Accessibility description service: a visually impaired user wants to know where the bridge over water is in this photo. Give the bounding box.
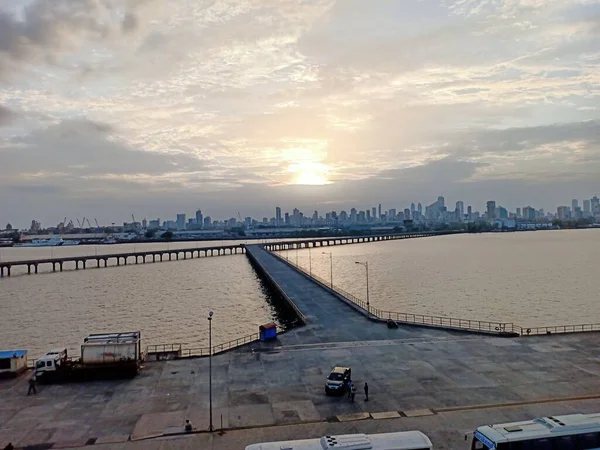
[0,231,459,277]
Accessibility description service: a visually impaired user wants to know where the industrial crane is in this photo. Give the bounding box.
[95,218,100,233]
[86,218,92,228]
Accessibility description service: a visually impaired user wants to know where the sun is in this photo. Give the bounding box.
[289,161,331,185]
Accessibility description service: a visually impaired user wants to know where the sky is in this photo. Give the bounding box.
[0,0,599,227]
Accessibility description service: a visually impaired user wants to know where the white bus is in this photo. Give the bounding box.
[470,413,600,450]
[245,431,432,450]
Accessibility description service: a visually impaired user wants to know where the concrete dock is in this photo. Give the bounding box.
[3,244,600,449]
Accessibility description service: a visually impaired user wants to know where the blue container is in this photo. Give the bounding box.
[259,323,277,341]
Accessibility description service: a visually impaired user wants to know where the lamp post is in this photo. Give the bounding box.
[355,261,370,313]
[208,311,214,432]
[322,252,333,289]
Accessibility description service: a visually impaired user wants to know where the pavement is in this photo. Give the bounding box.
[2,247,600,449]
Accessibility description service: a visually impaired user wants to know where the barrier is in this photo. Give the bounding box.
[269,251,600,338]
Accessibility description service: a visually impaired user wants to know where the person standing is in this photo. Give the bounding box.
[364,382,369,401]
[347,380,353,399]
[27,374,37,396]
[350,383,356,402]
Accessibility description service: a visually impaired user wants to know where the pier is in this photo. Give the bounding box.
[0,244,246,277]
[261,230,459,251]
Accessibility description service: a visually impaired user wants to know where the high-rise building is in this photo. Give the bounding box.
[358,211,366,222]
[516,207,521,218]
[403,208,410,220]
[372,207,377,219]
[366,210,371,222]
[486,201,497,219]
[467,205,472,218]
[522,206,536,220]
[583,200,591,213]
[411,203,416,214]
[455,201,464,219]
[557,206,570,220]
[572,199,579,212]
[498,206,508,219]
[437,196,445,210]
[350,208,358,222]
[203,216,212,227]
[417,203,423,215]
[388,209,397,220]
[142,218,147,229]
[340,210,348,222]
[591,196,599,214]
[176,214,186,231]
[312,211,318,222]
[195,209,203,227]
[378,204,382,219]
[275,207,282,226]
[284,212,290,225]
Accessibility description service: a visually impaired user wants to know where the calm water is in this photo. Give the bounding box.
[0,253,294,358]
[284,229,600,328]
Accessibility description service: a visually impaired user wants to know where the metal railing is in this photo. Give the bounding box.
[273,252,517,335]
[515,323,600,336]
[272,251,600,337]
[146,326,286,359]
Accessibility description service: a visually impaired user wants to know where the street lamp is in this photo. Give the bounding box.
[355,261,370,313]
[208,311,214,432]
[322,252,333,289]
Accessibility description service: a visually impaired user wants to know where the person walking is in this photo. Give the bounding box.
[364,382,369,401]
[347,380,353,399]
[27,374,37,396]
[350,383,356,402]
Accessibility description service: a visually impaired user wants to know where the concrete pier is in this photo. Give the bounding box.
[0,244,246,277]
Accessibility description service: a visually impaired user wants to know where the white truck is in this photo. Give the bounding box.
[35,331,142,383]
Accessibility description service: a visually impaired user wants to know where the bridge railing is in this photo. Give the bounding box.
[271,251,600,337]
[271,251,516,335]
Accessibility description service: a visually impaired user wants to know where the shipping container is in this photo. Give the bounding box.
[0,350,28,378]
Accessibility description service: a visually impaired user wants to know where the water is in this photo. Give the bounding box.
[284,229,600,328]
[0,253,295,358]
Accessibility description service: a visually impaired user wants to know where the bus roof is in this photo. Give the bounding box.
[477,413,600,444]
[245,431,432,450]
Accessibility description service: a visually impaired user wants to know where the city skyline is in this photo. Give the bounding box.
[9,193,600,231]
[1,1,599,226]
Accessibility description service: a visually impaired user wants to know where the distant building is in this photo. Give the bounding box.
[417,203,423,215]
[340,210,348,222]
[516,207,521,218]
[522,206,536,220]
[486,201,496,219]
[378,204,382,219]
[284,213,290,225]
[389,209,397,220]
[195,210,203,228]
[203,216,212,227]
[557,206,570,220]
[372,207,377,219]
[176,214,186,231]
[403,208,410,220]
[411,203,416,214]
[437,196,445,210]
[592,196,600,214]
[498,206,508,219]
[358,211,366,223]
[467,205,472,218]
[350,208,357,222]
[275,207,282,226]
[455,201,464,220]
[583,200,591,214]
[366,210,371,222]
[572,199,579,212]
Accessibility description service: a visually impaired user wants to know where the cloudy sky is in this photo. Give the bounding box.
[1,0,599,227]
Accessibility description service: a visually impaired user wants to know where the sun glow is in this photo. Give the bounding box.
[288,161,331,185]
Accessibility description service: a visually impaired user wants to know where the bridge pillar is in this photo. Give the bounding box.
[52,262,56,272]
[59,262,63,272]
[117,257,120,266]
[82,260,86,269]
[5,266,10,276]
[27,264,31,274]
[103,258,108,267]
[184,252,187,260]
[176,253,179,260]
[153,254,156,263]
[96,258,100,267]
[75,261,79,270]
[34,264,38,274]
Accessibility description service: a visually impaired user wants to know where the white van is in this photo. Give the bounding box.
[245,431,433,450]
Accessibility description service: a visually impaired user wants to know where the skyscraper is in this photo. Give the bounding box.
[486,201,497,219]
[350,208,358,222]
[437,196,445,210]
[366,210,371,222]
[411,203,416,214]
[176,214,186,231]
[378,204,382,219]
[372,207,377,219]
[417,203,422,215]
[467,205,472,218]
[572,199,579,212]
[195,209,203,228]
[516,207,521,218]
[275,207,282,226]
[592,196,600,214]
[455,201,464,219]
[583,200,591,214]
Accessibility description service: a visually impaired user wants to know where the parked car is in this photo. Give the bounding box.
[325,366,351,395]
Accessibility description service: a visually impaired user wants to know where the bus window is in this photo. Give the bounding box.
[530,439,551,450]
[509,441,531,450]
[579,433,600,449]
[555,436,575,450]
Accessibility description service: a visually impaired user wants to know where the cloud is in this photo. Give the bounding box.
[0,0,154,78]
[0,105,16,125]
